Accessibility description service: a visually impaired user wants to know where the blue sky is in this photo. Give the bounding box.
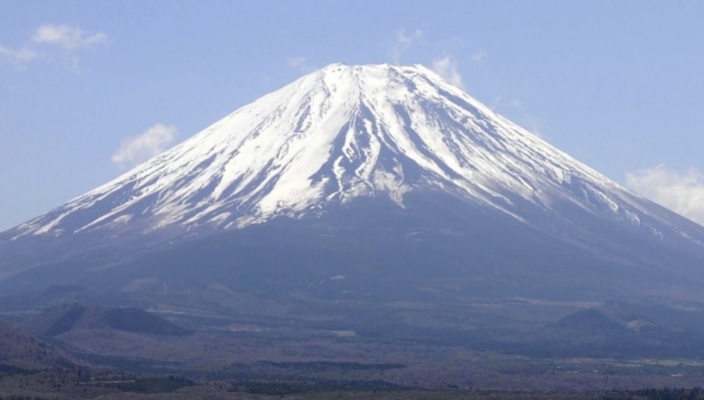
[2,0,704,230]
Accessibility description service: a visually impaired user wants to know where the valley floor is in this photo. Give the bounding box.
[4,333,704,399]
[54,330,704,391]
[1,371,704,400]
[5,290,704,398]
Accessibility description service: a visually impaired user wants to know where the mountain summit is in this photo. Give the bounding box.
[2,63,704,301]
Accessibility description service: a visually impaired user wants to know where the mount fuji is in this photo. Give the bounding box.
[2,63,704,305]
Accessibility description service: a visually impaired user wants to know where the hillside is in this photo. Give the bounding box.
[0,319,73,370]
[22,303,191,338]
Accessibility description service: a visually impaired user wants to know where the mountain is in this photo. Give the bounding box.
[8,64,704,239]
[2,63,704,306]
[501,300,704,359]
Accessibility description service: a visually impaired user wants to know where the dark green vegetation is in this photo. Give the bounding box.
[0,367,197,399]
[0,366,704,400]
[228,385,704,399]
[104,375,195,393]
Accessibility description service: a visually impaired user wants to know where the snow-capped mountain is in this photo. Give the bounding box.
[2,63,704,300]
[8,64,704,244]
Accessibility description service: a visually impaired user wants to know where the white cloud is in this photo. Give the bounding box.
[287,56,307,68]
[396,28,421,47]
[505,98,543,137]
[112,124,177,168]
[286,56,313,73]
[487,96,545,137]
[32,24,107,50]
[431,56,464,89]
[0,45,38,67]
[471,51,488,63]
[389,28,423,64]
[0,24,106,71]
[626,165,704,225]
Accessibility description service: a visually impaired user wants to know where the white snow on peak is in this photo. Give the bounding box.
[9,63,690,238]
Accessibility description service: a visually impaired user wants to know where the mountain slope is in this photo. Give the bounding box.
[0,319,73,370]
[1,63,704,302]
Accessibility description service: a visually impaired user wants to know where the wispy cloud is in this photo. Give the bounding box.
[0,45,39,67]
[431,56,464,89]
[626,165,704,225]
[112,124,177,168]
[0,24,107,71]
[489,97,544,137]
[389,28,423,64]
[286,56,313,73]
[32,24,107,50]
[508,98,544,137]
[471,51,488,63]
